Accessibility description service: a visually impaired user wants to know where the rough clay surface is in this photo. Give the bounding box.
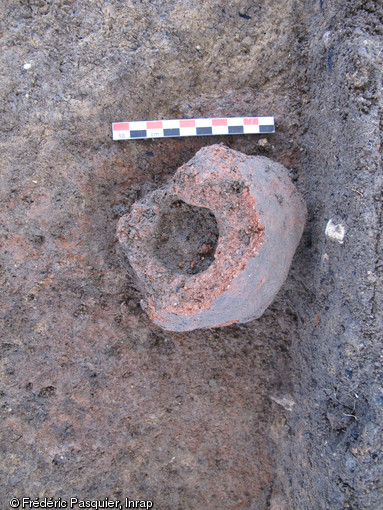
[0,1,382,509]
[117,145,306,331]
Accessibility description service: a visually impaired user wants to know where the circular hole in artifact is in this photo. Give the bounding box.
[154,200,219,275]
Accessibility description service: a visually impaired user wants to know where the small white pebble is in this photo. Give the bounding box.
[325,219,346,244]
[23,63,32,70]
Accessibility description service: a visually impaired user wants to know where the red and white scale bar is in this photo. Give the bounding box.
[112,116,274,140]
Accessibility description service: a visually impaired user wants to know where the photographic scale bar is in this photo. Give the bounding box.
[112,117,275,140]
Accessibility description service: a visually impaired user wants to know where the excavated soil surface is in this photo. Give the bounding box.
[1,1,382,509]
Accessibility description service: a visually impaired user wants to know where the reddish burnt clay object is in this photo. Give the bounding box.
[117,144,306,331]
